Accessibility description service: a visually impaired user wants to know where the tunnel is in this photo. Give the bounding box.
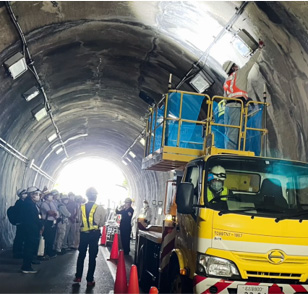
[1,2,308,290]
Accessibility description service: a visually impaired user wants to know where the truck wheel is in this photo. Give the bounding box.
[169,263,192,293]
[137,245,145,283]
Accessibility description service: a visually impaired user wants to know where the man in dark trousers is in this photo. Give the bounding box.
[74,187,106,287]
[21,187,43,274]
[116,197,134,255]
[13,188,27,258]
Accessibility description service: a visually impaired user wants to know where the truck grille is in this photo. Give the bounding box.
[247,271,301,279]
[233,252,308,282]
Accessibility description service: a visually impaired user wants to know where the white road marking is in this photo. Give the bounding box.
[100,245,117,281]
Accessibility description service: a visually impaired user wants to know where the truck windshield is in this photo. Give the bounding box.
[205,156,308,219]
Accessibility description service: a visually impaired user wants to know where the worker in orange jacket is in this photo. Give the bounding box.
[222,40,264,149]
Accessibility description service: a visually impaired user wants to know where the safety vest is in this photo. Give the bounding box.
[207,187,229,202]
[80,204,98,232]
[223,72,248,100]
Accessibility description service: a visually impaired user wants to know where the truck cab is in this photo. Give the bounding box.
[175,154,308,293]
[137,90,308,293]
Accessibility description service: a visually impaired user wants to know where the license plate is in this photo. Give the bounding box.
[237,285,269,294]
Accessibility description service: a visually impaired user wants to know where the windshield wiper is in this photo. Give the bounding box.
[218,208,257,216]
[219,207,285,216]
[275,210,308,222]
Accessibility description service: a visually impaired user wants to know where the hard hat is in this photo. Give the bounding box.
[61,194,69,200]
[17,188,27,197]
[124,197,132,203]
[68,192,75,197]
[86,187,98,196]
[43,191,53,198]
[51,189,59,196]
[208,165,226,181]
[27,186,40,193]
[222,60,234,74]
[75,195,83,201]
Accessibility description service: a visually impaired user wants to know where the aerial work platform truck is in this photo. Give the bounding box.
[135,90,308,294]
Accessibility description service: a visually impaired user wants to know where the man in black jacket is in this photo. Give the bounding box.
[12,188,27,258]
[116,198,134,255]
[21,187,43,274]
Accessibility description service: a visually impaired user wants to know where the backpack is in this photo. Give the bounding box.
[7,206,19,225]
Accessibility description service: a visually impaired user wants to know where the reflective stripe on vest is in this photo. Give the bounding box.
[207,187,229,202]
[217,100,226,117]
[223,72,248,100]
[81,204,98,232]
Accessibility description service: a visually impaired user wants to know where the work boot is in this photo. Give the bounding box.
[73,277,81,283]
[21,267,37,274]
[87,281,95,287]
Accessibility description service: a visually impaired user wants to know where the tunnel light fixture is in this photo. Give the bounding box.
[232,29,259,57]
[48,133,57,142]
[55,147,63,155]
[126,157,132,163]
[128,151,136,158]
[122,160,128,166]
[23,86,40,102]
[32,105,47,121]
[4,52,28,79]
[189,71,213,93]
[61,157,67,163]
[139,138,146,146]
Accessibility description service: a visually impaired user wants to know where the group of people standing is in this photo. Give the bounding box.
[12,185,108,287]
[12,185,151,286]
[12,187,83,273]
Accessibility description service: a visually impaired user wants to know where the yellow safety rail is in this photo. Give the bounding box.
[142,91,269,171]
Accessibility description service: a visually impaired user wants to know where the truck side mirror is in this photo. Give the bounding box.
[176,182,194,214]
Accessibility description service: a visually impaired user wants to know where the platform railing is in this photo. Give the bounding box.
[144,91,269,159]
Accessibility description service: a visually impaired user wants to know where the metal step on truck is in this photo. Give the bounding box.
[135,90,308,294]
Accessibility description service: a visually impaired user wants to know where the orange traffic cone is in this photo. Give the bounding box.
[100,226,107,246]
[109,233,119,260]
[127,264,139,294]
[149,287,158,294]
[114,250,128,293]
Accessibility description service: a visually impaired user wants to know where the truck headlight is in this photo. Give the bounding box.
[197,254,239,278]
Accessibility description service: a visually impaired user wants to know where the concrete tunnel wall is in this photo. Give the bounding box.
[1,1,308,250]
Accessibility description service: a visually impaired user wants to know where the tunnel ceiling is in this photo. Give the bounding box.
[0,1,308,181]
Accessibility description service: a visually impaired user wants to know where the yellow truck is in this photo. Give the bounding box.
[136,90,308,294]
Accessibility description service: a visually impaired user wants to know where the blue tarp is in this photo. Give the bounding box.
[212,101,263,155]
[245,105,263,156]
[148,94,263,155]
[164,92,205,149]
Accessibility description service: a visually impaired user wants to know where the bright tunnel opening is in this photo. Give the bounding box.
[54,157,129,209]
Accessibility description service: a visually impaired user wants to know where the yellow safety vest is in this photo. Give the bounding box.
[207,187,229,202]
[81,204,98,232]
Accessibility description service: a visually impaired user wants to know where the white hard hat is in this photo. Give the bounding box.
[27,186,40,193]
[17,188,26,197]
[222,60,234,74]
[51,189,59,196]
[208,165,226,181]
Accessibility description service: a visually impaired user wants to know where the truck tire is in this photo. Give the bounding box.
[169,259,192,293]
[137,245,145,283]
